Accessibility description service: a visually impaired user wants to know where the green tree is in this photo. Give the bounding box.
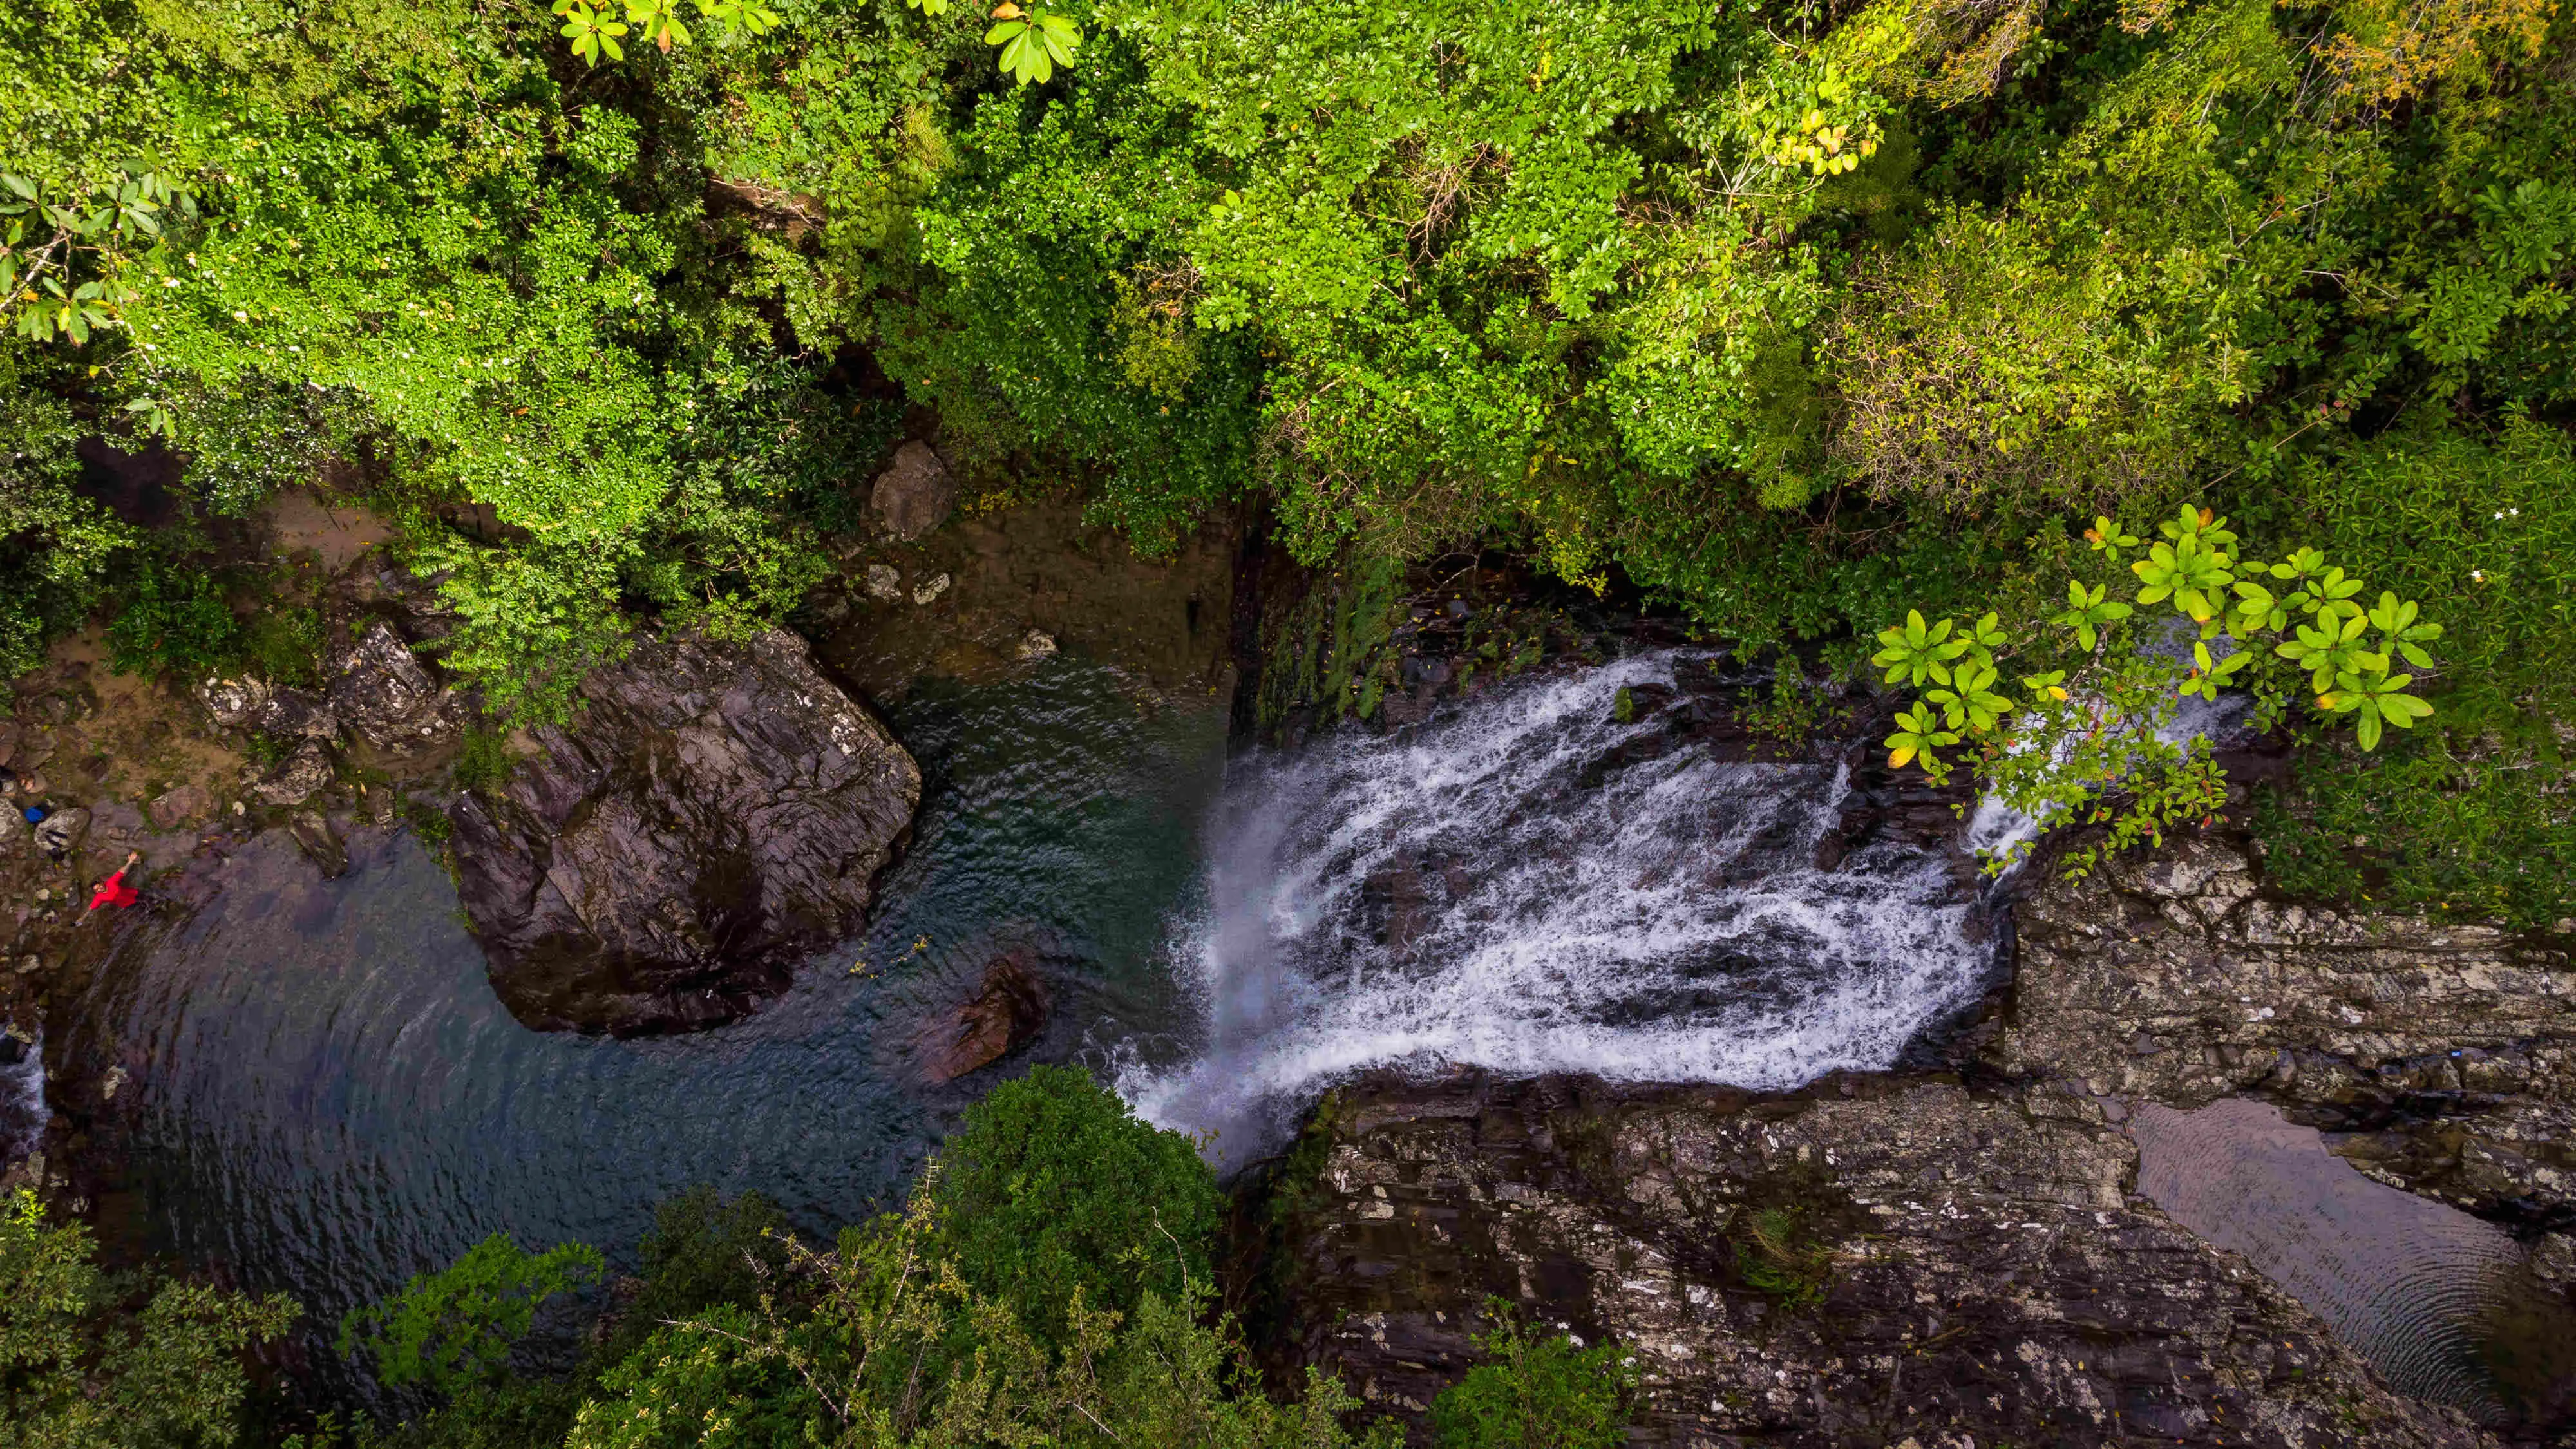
[0,1189,297,1449]
[927,1063,1218,1349]
[1427,1300,1634,1449]
[337,1234,605,1396]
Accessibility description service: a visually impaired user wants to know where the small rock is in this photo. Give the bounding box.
[1016,630,1057,662]
[870,440,957,542]
[918,951,1051,1083]
[14,956,37,975]
[1443,599,1472,619]
[149,783,216,829]
[198,676,274,730]
[32,808,86,858]
[254,739,336,808]
[911,572,951,607]
[865,564,903,601]
[287,811,348,879]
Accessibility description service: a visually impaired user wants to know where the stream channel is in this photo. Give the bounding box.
[47,646,2560,1420]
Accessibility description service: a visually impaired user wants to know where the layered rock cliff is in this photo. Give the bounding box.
[1254,1072,2498,1448]
[1997,832,2575,1229]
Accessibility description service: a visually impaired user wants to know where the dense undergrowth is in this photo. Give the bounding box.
[2,1066,1622,1448]
[2,0,2570,896]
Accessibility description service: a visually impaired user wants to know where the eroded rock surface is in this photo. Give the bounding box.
[252,739,334,808]
[1256,1072,2494,1448]
[450,629,918,1036]
[1998,833,2576,1223]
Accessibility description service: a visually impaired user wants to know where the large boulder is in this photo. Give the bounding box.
[198,676,339,741]
[450,629,920,1036]
[869,440,956,542]
[326,620,455,752]
[251,739,334,808]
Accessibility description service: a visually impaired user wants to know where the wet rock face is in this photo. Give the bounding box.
[1256,1073,2494,1448]
[1998,832,2576,1224]
[449,629,920,1036]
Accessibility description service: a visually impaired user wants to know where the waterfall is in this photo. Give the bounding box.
[0,1028,41,1166]
[1121,651,1998,1162]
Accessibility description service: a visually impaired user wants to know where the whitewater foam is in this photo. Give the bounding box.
[1121,652,1999,1162]
[0,1028,42,1166]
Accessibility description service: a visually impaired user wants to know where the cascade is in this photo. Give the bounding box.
[1124,652,2000,1160]
[0,1028,40,1165]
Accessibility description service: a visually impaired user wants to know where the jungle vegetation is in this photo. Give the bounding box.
[0,0,2569,909]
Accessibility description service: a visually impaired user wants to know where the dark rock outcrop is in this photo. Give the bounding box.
[1255,1072,2495,1448]
[915,950,1052,1083]
[1998,832,2576,1226]
[450,629,919,1036]
[198,676,338,741]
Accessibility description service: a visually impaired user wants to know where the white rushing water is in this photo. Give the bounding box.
[0,1028,43,1166]
[1122,652,1999,1162]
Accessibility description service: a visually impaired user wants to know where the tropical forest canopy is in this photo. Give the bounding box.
[1,0,2570,920]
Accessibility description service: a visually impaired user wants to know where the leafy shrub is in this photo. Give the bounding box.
[106,554,243,681]
[451,728,514,796]
[565,1199,1391,1449]
[337,1234,605,1395]
[2233,413,2576,925]
[1428,1299,1635,1449]
[927,1063,1218,1349]
[0,359,126,679]
[614,1187,790,1352]
[1870,505,2444,876]
[0,1188,297,1449]
[1828,210,2227,511]
[240,600,325,687]
[163,376,353,519]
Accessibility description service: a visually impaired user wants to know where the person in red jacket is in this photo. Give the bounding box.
[87,851,142,911]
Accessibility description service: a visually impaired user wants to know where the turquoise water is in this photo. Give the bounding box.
[70,656,1226,1397]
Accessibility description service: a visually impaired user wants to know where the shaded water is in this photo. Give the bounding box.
[2131,1097,2576,1426]
[67,658,1227,1397]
